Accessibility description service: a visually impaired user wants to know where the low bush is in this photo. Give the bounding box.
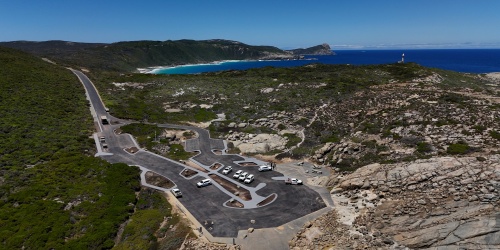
[490,130,500,140]
[447,141,470,155]
[416,142,433,153]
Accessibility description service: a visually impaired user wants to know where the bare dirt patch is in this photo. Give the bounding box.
[213,150,223,155]
[184,160,208,173]
[125,147,139,154]
[257,193,277,207]
[238,162,259,167]
[209,163,222,170]
[225,199,244,208]
[208,174,252,201]
[145,171,175,189]
[180,168,198,178]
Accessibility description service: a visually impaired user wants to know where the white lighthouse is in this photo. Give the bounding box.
[398,53,405,63]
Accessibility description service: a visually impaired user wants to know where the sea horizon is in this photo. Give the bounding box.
[147,48,500,75]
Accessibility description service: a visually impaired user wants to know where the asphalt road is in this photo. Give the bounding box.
[72,70,327,237]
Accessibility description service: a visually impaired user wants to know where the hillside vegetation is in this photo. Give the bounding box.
[0,47,141,249]
[0,39,296,72]
[87,62,499,170]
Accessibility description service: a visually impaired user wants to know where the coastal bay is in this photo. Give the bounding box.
[149,49,500,74]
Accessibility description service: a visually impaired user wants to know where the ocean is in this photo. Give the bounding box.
[152,49,500,75]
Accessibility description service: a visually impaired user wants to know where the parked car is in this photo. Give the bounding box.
[244,174,254,184]
[102,143,108,149]
[233,170,243,179]
[238,172,248,181]
[285,178,303,185]
[258,165,272,172]
[222,166,233,175]
[196,179,212,187]
[171,188,182,197]
[99,136,105,143]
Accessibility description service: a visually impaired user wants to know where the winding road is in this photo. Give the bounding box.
[71,69,328,238]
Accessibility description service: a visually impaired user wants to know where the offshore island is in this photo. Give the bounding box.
[0,39,499,249]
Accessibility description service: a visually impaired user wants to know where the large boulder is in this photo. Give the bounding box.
[232,133,287,154]
[332,155,500,249]
[237,143,270,154]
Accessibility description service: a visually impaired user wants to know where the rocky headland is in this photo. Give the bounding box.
[287,43,335,56]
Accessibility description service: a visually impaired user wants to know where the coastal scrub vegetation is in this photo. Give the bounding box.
[89,63,433,125]
[120,123,196,161]
[114,188,195,250]
[0,47,151,249]
[85,61,498,171]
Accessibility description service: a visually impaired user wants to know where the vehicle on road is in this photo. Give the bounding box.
[285,178,303,185]
[196,179,212,187]
[238,172,248,181]
[244,174,254,184]
[233,170,243,179]
[171,188,182,198]
[258,165,272,172]
[222,166,232,175]
[100,115,108,125]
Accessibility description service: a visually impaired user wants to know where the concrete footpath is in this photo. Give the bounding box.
[237,206,333,250]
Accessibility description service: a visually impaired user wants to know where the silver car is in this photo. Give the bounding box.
[196,179,212,187]
[171,188,182,197]
[233,170,243,179]
[238,172,248,181]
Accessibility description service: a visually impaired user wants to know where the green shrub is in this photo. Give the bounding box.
[320,134,340,143]
[447,142,470,155]
[166,144,195,161]
[284,133,302,148]
[416,142,433,153]
[490,130,500,140]
[472,125,486,133]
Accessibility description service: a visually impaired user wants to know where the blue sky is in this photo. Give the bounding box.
[1,0,500,49]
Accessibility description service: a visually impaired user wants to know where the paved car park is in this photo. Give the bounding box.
[101,125,327,237]
[74,69,329,238]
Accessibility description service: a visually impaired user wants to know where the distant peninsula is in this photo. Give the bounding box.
[0,39,334,72]
[287,43,335,56]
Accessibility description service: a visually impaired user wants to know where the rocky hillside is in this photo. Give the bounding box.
[0,39,301,72]
[291,155,499,249]
[288,73,500,249]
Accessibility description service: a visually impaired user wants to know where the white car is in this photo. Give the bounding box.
[171,188,182,197]
[258,165,272,172]
[238,172,248,181]
[196,179,211,187]
[285,178,303,185]
[222,166,232,175]
[99,136,105,143]
[244,174,254,184]
[233,170,243,179]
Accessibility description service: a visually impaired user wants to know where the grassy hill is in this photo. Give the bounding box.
[0,46,141,249]
[0,39,295,72]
